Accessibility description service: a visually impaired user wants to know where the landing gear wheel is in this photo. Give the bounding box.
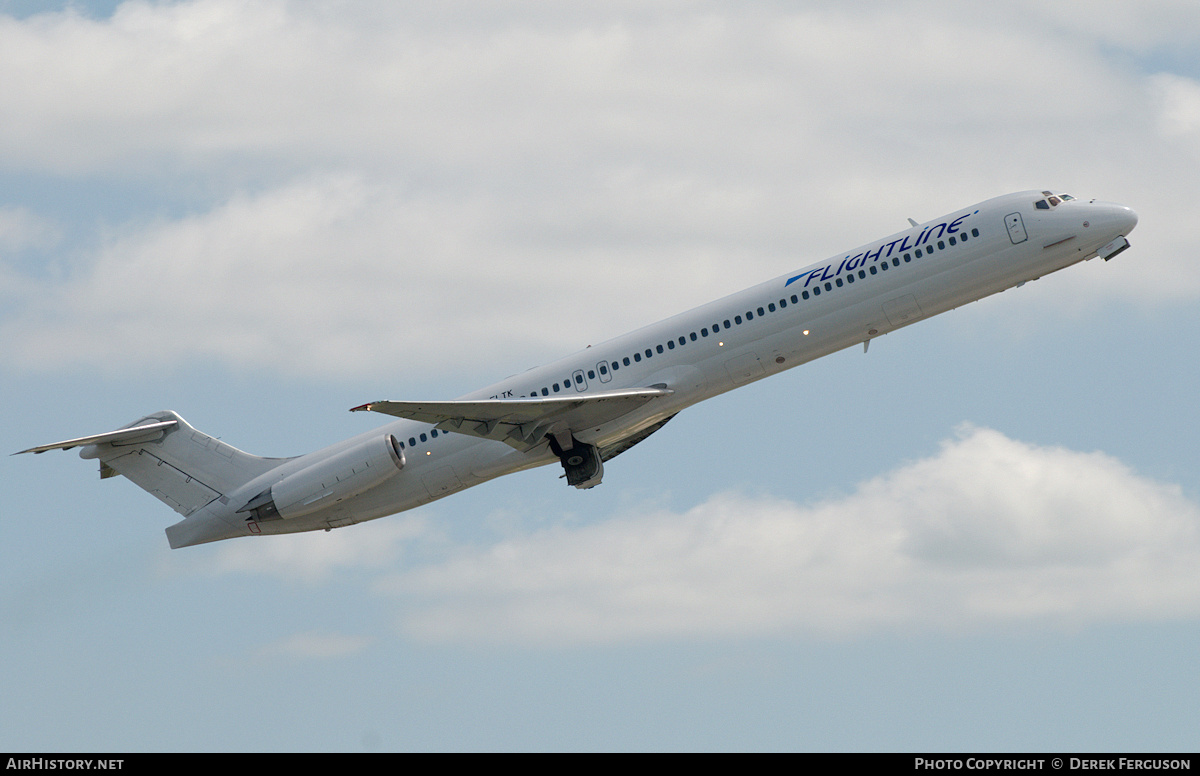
[548,435,605,489]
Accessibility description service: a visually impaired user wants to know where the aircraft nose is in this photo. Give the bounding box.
[1095,201,1138,235]
[1115,204,1138,235]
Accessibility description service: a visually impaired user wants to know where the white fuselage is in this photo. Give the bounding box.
[174,190,1138,545]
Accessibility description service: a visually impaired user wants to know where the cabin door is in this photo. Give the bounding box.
[1005,212,1028,244]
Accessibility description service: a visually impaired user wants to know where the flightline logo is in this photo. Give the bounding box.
[785,211,978,289]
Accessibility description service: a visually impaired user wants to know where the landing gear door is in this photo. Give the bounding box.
[1005,212,1028,244]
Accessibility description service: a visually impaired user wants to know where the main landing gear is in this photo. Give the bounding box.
[548,434,604,489]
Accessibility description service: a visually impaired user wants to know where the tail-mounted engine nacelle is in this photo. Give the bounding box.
[239,434,405,522]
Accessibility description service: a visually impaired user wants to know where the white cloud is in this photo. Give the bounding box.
[0,1,1170,187]
[0,172,748,377]
[376,426,1200,645]
[202,514,429,585]
[1,0,1197,380]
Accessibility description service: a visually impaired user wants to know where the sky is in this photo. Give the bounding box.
[2,0,1199,752]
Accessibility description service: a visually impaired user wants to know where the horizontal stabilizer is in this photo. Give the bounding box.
[16,411,291,522]
[351,387,673,450]
[14,420,178,455]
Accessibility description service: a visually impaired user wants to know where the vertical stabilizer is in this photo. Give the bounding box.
[77,411,291,517]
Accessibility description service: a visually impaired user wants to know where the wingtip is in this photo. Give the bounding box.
[349,403,373,413]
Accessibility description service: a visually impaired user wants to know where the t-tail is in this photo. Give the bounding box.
[15,411,292,548]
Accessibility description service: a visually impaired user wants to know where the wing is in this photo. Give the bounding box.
[350,387,673,451]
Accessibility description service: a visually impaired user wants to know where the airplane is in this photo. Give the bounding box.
[16,190,1138,549]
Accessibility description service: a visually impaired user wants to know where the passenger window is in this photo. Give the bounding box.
[790,295,799,304]
[768,302,776,312]
[678,336,686,346]
[835,278,843,287]
[690,332,697,341]
[802,290,810,299]
[623,357,630,366]
[846,274,855,283]
[409,437,417,447]
[634,353,641,362]
[824,282,832,291]
[588,369,595,379]
[971,228,980,237]
[813,287,821,295]
[948,236,956,246]
[553,383,560,392]
[723,320,731,329]
[936,241,944,250]
[870,265,878,274]
[746,311,754,321]
[734,315,742,324]
[420,433,427,443]
[757,307,765,316]
[701,327,709,337]
[656,345,663,354]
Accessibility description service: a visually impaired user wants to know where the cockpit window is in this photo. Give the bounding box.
[1034,192,1075,210]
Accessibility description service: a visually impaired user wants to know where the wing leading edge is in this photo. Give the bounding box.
[350,387,673,451]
